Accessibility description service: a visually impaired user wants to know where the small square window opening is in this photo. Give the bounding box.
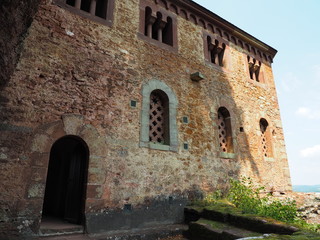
[130,100,137,108]
[182,116,189,124]
[183,143,189,150]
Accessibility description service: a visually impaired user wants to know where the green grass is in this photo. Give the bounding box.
[191,177,320,233]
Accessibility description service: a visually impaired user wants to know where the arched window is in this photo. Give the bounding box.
[247,56,261,82]
[207,36,226,67]
[149,90,169,145]
[55,0,114,25]
[140,80,178,151]
[163,17,173,45]
[260,118,272,157]
[144,7,173,46]
[217,107,233,153]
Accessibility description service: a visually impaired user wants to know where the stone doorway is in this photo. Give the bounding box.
[41,136,89,226]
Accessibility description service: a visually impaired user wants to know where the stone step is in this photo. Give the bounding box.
[188,218,264,240]
[185,206,299,235]
[201,208,298,235]
[39,224,84,237]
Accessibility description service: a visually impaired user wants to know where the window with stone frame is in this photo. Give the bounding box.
[144,8,173,46]
[247,56,261,82]
[149,90,169,145]
[140,80,178,151]
[260,118,272,157]
[139,0,177,50]
[54,0,114,25]
[217,107,234,153]
[207,36,226,67]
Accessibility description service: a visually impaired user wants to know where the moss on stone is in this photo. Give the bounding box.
[187,201,320,239]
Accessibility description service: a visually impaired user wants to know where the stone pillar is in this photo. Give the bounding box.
[248,57,254,79]
[146,16,156,38]
[157,21,166,42]
[253,62,260,81]
[75,0,81,9]
[90,0,97,15]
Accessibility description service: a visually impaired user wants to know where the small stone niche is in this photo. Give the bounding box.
[130,100,137,108]
[183,143,189,150]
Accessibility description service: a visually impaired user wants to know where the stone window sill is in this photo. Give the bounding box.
[264,157,275,162]
[220,152,236,159]
[140,141,178,152]
[247,78,268,89]
[137,33,178,54]
[205,60,230,74]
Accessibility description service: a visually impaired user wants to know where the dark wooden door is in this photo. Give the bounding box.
[42,137,88,224]
[64,143,87,223]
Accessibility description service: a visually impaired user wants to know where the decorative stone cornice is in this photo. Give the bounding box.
[150,0,277,63]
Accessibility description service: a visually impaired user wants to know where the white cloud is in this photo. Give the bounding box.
[296,107,310,116]
[300,145,320,158]
[295,107,320,119]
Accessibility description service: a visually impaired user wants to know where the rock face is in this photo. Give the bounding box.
[0,0,292,238]
[281,192,320,224]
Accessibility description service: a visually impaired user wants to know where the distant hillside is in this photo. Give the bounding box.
[293,185,320,192]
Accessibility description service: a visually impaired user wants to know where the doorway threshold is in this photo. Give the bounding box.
[40,216,84,236]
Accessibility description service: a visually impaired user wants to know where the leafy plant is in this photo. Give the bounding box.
[227,177,298,222]
[191,177,320,232]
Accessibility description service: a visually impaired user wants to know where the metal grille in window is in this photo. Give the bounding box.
[149,93,164,143]
[218,112,228,152]
[260,122,268,157]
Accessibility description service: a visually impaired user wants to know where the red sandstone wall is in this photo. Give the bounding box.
[0,0,291,236]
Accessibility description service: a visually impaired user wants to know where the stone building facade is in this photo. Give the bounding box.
[0,0,292,238]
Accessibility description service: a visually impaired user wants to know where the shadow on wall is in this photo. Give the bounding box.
[191,61,262,192]
[215,69,261,181]
[0,0,40,89]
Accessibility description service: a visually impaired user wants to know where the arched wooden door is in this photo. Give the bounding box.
[42,136,88,224]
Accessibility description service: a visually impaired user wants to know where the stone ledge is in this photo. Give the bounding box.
[189,219,262,240]
[185,205,299,237]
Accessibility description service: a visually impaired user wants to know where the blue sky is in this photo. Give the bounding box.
[193,0,320,185]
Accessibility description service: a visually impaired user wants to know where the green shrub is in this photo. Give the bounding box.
[192,177,320,232]
[227,177,298,222]
[227,177,264,214]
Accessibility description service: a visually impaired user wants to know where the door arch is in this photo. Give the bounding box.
[42,135,89,224]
